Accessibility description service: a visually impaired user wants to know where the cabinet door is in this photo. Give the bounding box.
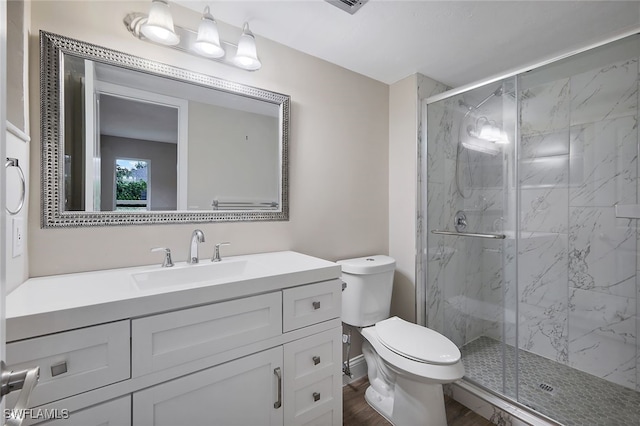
[133,347,283,426]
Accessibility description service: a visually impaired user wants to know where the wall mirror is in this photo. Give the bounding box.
[41,31,289,227]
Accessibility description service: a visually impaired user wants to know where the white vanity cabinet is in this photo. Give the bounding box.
[131,282,342,426]
[6,252,343,426]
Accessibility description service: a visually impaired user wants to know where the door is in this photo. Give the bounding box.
[133,347,284,426]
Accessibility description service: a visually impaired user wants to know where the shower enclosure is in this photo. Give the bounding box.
[419,33,640,425]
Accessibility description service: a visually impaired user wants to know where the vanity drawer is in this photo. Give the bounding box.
[287,374,341,426]
[132,291,282,376]
[29,395,131,426]
[284,328,341,384]
[283,280,341,332]
[6,321,130,408]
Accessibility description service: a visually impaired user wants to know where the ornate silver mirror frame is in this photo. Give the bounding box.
[40,31,289,227]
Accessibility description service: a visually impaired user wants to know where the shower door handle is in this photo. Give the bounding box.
[431,230,506,239]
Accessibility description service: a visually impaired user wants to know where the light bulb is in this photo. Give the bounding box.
[194,6,224,58]
[232,23,261,71]
[141,0,179,46]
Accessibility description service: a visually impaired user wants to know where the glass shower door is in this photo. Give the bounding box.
[424,77,518,400]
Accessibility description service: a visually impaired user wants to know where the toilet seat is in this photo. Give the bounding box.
[361,322,465,384]
[375,317,461,365]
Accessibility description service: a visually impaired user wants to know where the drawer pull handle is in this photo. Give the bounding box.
[313,392,321,402]
[50,361,68,377]
[273,367,282,409]
[312,301,321,310]
[312,356,321,365]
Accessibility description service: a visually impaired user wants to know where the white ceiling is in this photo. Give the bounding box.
[175,0,640,87]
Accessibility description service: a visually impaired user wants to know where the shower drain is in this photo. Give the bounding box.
[538,383,556,394]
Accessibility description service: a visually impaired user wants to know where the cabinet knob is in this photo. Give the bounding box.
[312,356,321,365]
[312,301,321,310]
[313,392,321,402]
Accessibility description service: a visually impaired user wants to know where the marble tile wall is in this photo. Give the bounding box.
[518,77,570,364]
[518,56,639,390]
[566,57,638,390]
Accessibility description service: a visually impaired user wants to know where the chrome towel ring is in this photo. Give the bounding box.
[5,158,25,215]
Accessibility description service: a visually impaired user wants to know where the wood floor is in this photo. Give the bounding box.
[343,377,493,426]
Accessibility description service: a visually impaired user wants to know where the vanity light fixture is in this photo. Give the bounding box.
[124,1,262,71]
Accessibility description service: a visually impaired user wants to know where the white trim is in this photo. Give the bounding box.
[95,81,189,210]
[85,60,97,211]
[6,121,29,143]
[342,354,368,386]
[426,25,640,105]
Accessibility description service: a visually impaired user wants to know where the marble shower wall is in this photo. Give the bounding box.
[519,55,639,390]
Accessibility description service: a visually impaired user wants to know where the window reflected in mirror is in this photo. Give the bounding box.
[115,159,150,212]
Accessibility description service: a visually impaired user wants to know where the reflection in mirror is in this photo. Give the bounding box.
[63,54,280,212]
[42,31,289,226]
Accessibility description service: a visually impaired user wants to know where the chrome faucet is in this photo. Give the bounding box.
[212,242,231,262]
[188,229,205,264]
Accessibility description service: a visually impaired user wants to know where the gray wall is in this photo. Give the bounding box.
[187,102,279,209]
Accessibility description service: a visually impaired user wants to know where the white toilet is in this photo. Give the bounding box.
[339,255,464,426]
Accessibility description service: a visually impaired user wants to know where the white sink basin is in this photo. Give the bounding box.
[133,260,258,290]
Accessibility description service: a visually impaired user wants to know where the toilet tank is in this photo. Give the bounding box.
[338,255,396,327]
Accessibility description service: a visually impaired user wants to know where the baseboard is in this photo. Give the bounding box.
[342,354,367,386]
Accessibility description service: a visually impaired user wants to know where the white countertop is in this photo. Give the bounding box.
[7,251,341,341]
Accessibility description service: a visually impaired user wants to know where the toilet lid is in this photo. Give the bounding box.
[375,317,461,365]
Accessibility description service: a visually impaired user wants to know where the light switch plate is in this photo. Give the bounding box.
[12,217,24,258]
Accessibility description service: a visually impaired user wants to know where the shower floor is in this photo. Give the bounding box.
[460,336,640,426]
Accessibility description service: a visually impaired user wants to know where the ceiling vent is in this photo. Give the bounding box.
[326,0,368,15]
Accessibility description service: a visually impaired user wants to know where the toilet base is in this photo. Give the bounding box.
[364,375,447,426]
[364,385,394,423]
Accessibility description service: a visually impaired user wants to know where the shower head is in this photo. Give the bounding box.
[473,85,503,110]
[459,85,504,112]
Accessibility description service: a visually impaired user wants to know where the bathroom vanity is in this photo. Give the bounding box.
[6,251,342,425]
